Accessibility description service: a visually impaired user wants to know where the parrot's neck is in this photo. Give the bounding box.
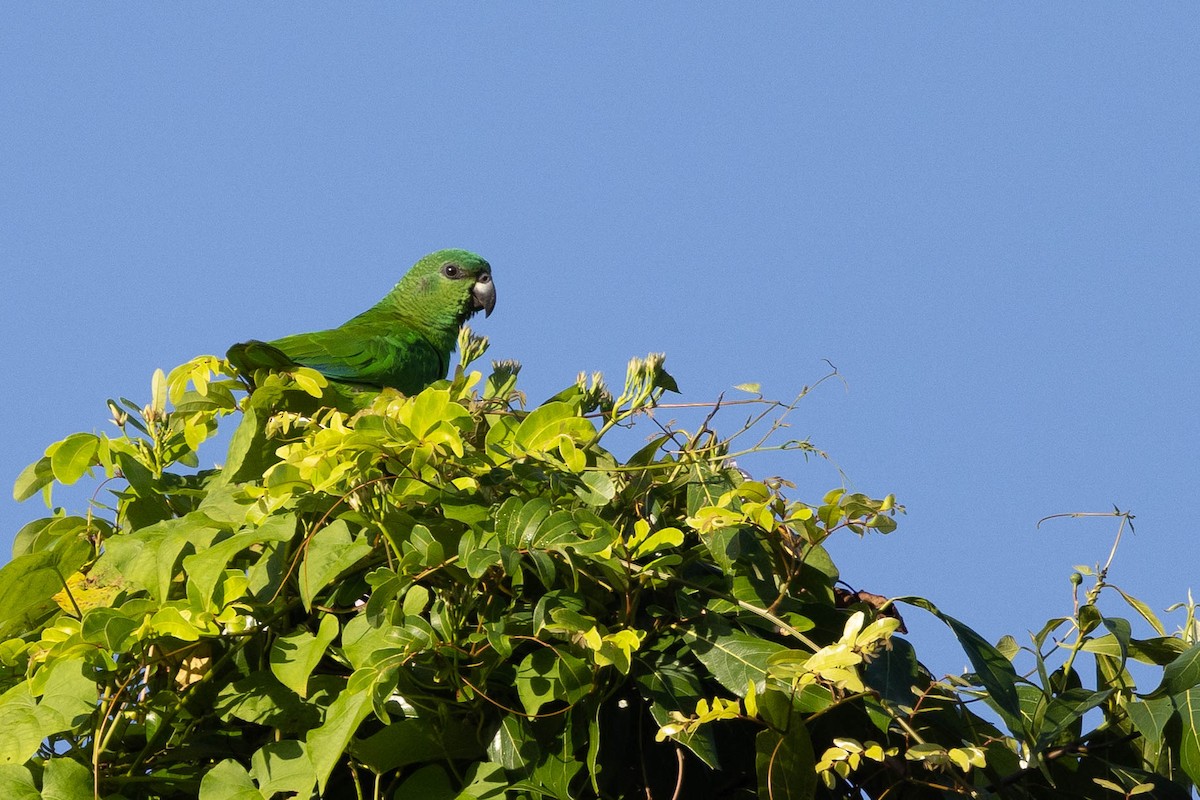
[359,290,463,353]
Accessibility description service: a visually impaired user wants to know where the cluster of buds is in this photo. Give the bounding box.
[574,370,612,414]
[611,353,678,421]
[485,359,523,401]
[457,326,490,370]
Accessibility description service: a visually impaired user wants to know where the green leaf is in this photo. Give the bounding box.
[514,402,596,452]
[351,718,483,773]
[639,665,722,768]
[463,546,501,579]
[684,624,788,695]
[456,762,509,800]
[40,757,93,800]
[1128,696,1175,762]
[198,759,266,800]
[1174,686,1200,786]
[35,658,96,731]
[0,543,92,633]
[514,648,592,716]
[80,607,139,652]
[99,514,219,601]
[754,694,816,800]
[1035,688,1113,749]
[1145,643,1200,699]
[574,471,616,506]
[271,613,339,698]
[1114,586,1166,636]
[249,740,316,800]
[306,680,373,795]
[183,514,297,606]
[500,497,552,549]
[12,457,54,504]
[393,765,455,800]
[213,671,321,732]
[0,686,48,766]
[298,520,373,611]
[487,714,537,771]
[0,766,38,800]
[896,596,1023,736]
[47,433,100,486]
[863,637,922,706]
[631,526,684,559]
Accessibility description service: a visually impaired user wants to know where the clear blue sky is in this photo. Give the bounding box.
[3,7,1198,678]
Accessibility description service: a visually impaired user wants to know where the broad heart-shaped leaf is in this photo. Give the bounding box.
[682,622,789,696]
[896,596,1023,737]
[184,513,297,606]
[249,740,316,800]
[1145,643,1200,699]
[515,648,591,715]
[350,717,484,773]
[0,660,94,768]
[0,765,38,800]
[298,520,373,611]
[33,658,96,732]
[271,613,339,698]
[306,679,373,795]
[213,671,324,733]
[40,757,92,800]
[99,514,222,601]
[0,686,49,766]
[198,759,266,800]
[1174,686,1200,786]
[0,538,92,634]
[392,765,455,799]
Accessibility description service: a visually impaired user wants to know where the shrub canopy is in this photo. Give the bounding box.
[4,331,1198,799]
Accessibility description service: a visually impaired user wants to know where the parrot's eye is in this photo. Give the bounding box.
[442,264,462,279]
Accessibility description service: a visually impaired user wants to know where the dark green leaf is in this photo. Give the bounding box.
[298,520,373,611]
[896,596,1024,736]
[198,759,265,800]
[1173,686,1200,786]
[351,718,483,773]
[271,613,339,698]
[249,740,315,800]
[1146,643,1200,699]
[684,624,788,695]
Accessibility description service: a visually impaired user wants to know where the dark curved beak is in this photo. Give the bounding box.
[472,274,496,317]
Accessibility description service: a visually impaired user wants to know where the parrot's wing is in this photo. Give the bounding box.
[262,325,445,392]
[226,339,298,374]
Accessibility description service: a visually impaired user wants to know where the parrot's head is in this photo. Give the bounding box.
[394,248,496,330]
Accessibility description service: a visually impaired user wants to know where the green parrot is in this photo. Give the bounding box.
[227,249,495,395]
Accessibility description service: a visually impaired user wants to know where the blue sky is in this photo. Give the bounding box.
[3,7,1198,678]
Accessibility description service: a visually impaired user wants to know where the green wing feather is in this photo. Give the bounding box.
[228,323,446,396]
[270,324,447,395]
[227,248,493,396]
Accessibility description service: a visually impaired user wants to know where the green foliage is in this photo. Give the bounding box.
[3,333,1197,798]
